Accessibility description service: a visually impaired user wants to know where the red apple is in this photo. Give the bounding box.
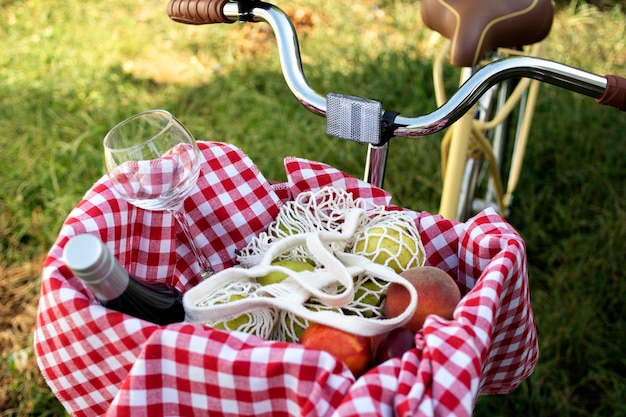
[298,322,374,377]
[384,266,461,332]
[374,327,416,364]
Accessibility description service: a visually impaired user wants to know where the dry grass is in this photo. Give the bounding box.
[0,256,56,416]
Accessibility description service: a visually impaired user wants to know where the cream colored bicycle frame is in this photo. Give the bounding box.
[435,39,546,220]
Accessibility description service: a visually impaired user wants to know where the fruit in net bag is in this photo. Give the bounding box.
[277,301,343,343]
[257,260,315,286]
[351,275,388,318]
[212,293,250,331]
[205,282,277,338]
[384,266,461,332]
[353,221,424,273]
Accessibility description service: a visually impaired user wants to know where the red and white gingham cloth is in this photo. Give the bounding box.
[34,141,537,416]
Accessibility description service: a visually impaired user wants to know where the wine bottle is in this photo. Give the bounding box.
[63,233,185,325]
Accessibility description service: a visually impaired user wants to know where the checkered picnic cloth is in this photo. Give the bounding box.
[34,141,537,417]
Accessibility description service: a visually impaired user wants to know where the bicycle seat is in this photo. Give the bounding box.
[421,0,554,67]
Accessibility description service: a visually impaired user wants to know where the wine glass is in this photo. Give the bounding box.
[103,109,213,279]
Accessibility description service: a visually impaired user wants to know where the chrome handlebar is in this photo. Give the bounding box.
[168,0,624,138]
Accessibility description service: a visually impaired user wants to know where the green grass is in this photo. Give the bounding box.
[1,0,625,415]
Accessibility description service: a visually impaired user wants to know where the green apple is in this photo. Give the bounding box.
[277,221,303,236]
[275,223,317,266]
[257,259,315,286]
[354,225,423,273]
[212,293,249,331]
[282,311,309,343]
[352,277,387,318]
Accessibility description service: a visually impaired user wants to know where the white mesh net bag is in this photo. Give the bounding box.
[183,187,426,342]
[192,280,278,339]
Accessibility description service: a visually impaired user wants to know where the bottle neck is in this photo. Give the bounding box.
[63,234,130,302]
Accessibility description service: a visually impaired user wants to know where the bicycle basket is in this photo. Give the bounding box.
[34,141,537,416]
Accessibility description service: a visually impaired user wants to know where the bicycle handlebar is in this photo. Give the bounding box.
[167,0,626,137]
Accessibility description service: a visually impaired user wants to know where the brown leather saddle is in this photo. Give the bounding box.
[421,0,554,67]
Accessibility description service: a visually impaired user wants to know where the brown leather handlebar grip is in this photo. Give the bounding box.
[167,0,233,24]
[596,75,626,111]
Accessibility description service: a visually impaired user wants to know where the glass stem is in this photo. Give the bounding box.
[170,209,213,279]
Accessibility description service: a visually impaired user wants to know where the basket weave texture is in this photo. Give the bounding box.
[34,141,537,417]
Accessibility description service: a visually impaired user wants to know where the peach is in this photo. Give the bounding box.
[384,266,461,332]
[298,322,374,377]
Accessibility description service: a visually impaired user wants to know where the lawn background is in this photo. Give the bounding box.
[1,0,625,415]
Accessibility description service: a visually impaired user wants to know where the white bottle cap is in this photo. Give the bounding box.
[63,234,129,301]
